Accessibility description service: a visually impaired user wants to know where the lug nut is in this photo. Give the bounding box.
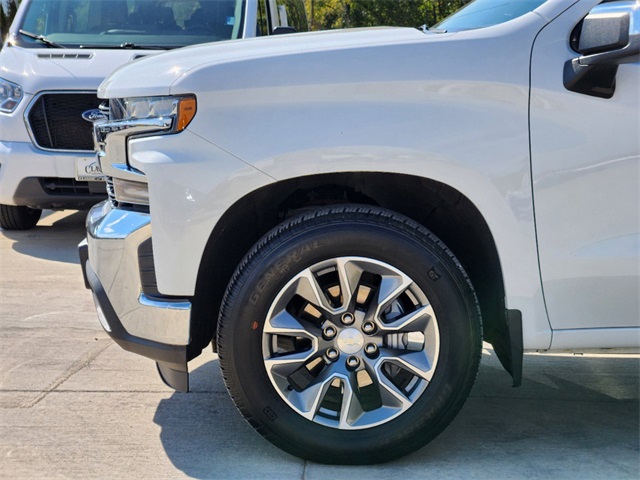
[323,325,337,340]
[362,321,376,334]
[326,347,339,361]
[341,312,355,325]
[364,343,379,357]
[346,356,360,369]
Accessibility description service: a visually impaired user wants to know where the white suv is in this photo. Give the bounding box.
[0,0,307,229]
[80,0,639,465]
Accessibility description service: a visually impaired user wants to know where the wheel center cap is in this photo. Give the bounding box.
[337,328,364,354]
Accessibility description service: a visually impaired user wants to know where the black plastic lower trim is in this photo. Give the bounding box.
[79,244,189,392]
[13,177,106,210]
[138,238,161,297]
[157,362,189,392]
[563,60,618,99]
[78,240,90,289]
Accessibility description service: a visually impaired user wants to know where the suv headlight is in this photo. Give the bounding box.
[0,77,24,113]
[110,95,197,133]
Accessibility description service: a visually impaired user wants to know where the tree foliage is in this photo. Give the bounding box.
[306,0,470,31]
[1,0,20,42]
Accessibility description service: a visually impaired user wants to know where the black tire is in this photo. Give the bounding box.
[0,204,42,230]
[218,205,482,464]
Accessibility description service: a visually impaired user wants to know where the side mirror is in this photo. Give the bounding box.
[272,26,297,35]
[564,1,639,98]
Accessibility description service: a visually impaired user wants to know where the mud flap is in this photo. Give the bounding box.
[157,361,189,393]
[491,310,523,387]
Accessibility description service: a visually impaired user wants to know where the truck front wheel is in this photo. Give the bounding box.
[0,204,42,230]
[217,206,482,464]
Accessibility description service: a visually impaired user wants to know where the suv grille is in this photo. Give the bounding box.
[27,93,101,151]
[40,177,106,196]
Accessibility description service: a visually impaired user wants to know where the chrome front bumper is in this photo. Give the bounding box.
[79,200,191,391]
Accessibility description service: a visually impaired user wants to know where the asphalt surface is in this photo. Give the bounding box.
[1,210,639,479]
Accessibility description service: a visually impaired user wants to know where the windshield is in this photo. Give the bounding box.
[433,0,547,32]
[17,0,246,49]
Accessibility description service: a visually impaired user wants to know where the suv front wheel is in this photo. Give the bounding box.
[0,204,42,230]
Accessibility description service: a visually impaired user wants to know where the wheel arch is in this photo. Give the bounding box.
[189,172,522,384]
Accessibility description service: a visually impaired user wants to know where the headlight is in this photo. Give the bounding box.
[0,77,24,113]
[110,95,197,133]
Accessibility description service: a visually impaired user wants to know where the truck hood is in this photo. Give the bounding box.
[0,45,164,94]
[99,27,429,98]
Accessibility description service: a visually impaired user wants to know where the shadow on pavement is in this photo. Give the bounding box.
[2,210,88,264]
[153,358,303,479]
[153,353,639,479]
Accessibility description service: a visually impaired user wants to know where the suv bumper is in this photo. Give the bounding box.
[0,141,106,209]
[79,201,191,391]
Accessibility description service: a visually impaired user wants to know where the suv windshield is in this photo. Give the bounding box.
[17,0,246,49]
[433,0,547,32]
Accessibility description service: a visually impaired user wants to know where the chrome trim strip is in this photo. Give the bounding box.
[91,116,172,183]
[23,90,98,153]
[87,200,150,240]
[139,294,191,311]
[111,163,146,178]
[94,117,173,145]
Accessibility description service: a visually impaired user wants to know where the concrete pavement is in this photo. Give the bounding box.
[1,210,638,479]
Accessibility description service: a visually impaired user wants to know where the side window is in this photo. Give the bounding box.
[257,0,307,35]
[274,0,308,32]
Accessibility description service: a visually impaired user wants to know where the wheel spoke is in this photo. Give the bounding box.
[334,258,364,310]
[264,349,316,371]
[293,378,332,419]
[290,368,344,420]
[338,379,362,428]
[380,351,436,382]
[293,269,333,312]
[352,368,383,412]
[264,310,321,341]
[285,356,327,392]
[378,304,435,332]
[374,369,413,410]
[374,272,414,319]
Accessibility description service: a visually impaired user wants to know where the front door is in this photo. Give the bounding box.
[529,1,639,333]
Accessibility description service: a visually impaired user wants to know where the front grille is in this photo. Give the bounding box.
[106,177,117,205]
[39,177,106,196]
[27,93,101,151]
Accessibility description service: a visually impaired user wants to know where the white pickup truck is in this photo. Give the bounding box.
[80,0,639,465]
[0,0,307,230]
